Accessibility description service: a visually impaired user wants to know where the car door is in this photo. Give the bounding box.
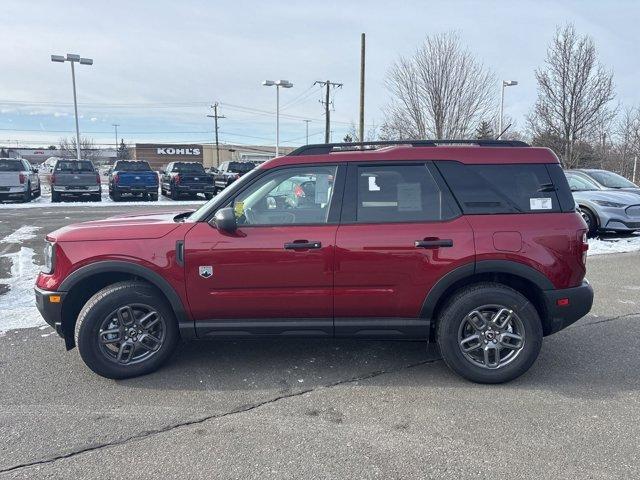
[184,163,345,337]
[334,162,475,339]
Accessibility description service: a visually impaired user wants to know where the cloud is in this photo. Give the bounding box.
[90,117,98,122]
[53,112,68,118]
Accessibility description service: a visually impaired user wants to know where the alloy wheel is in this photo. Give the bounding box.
[457,305,525,369]
[97,304,166,365]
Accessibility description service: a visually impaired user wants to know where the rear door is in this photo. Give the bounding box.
[334,162,475,338]
[184,163,344,337]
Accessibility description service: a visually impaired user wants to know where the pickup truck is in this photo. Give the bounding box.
[160,161,214,200]
[213,161,256,194]
[50,159,101,203]
[108,160,158,201]
[0,158,41,203]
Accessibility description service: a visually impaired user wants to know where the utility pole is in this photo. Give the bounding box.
[359,33,366,142]
[303,120,311,144]
[207,103,225,167]
[314,80,343,143]
[633,155,637,184]
[112,124,119,158]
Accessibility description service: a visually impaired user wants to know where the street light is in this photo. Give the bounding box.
[498,80,518,139]
[263,79,293,157]
[51,53,93,160]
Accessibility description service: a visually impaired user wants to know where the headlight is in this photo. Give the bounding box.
[593,200,625,208]
[42,241,55,274]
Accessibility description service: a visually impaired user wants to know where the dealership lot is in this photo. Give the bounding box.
[0,204,639,479]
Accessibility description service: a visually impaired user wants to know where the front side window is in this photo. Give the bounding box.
[355,164,456,223]
[588,170,638,189]
[566,173,599,191]
[232,165,338,226]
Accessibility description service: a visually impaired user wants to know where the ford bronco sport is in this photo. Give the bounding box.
[35,140,593,383]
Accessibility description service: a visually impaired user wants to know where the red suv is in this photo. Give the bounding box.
[35,140,593,383]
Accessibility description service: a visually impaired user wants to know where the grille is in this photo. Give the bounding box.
[626,205,640,217]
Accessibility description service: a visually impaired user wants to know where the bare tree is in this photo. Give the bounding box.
[529,24,615,168]
[381,32,496,140]
[58,137,100,160]
[611,107,640,178]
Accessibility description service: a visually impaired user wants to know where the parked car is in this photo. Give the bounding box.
[572,169,640,196]
[213,161,256,193]
[565,171,640,236]
[35,140,593,384]
[160,161,215,200]
[50,159,101,203]
[0,158,41,202]
[108,160,158,201]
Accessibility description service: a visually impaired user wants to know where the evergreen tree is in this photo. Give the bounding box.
[343,133,354,143]
[475,121,494,139]
[117,139,130,159]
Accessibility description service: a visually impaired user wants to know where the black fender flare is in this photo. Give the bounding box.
[420,260,553,320]
[58,260,193,336]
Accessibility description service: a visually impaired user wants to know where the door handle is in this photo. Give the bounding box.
[284,240,322,250]
[415,238,453,249]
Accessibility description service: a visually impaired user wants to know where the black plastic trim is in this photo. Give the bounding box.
[542,280,594,334]
[475,260,555,290]
[195,318,333,338]
[58,261,193,337]
[334,317,430,339]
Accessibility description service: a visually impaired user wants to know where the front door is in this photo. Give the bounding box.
[184,163,343,337]
[334,162,475,338]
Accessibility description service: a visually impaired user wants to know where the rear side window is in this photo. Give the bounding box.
[172,162,205,173]
[0,160,24,172]
[55,160,95,172]
[435,161,565,214]
[116,161,151,172]
[355,164,458,223]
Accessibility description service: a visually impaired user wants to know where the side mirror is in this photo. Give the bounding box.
[32,167,38,173]
[213,207,237,232]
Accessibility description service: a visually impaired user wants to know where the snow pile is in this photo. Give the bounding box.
[0,225,40,244]
[0,247,45,332]
[588,234,640,256]
[0,195,205,209]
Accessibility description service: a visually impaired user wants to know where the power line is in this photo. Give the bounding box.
[314,80,343,143]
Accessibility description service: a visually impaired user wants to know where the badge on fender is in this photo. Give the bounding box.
[199,266,213,278]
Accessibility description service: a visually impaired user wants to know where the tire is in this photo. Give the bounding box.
[91,194,101,202]
[112,189,121,202]
[34,185,41,198]
[170,186,180,201]
[579,207,598,238]
[204,192,213,200]
[22,183,32,203]
[51,191,60,203]
[436,282,543,384]
[149,193,159,201]
[74,282,179,379]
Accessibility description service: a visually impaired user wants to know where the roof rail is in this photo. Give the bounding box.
[287,139,530,156]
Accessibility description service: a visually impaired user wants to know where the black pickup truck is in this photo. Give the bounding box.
[160,161,215,200]
[213,161,257,194]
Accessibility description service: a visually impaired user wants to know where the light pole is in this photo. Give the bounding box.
[112,124,119,158]
[304,119,311,144]
[263,80,293,157]
[498,80,518,139]
[51,53,93,160]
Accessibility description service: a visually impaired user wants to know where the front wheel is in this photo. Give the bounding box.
[579,207,598,238]
[75,282,179,379]
[436,282,542,384]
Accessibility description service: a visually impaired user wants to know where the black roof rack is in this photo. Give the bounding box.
[288,139,530,156]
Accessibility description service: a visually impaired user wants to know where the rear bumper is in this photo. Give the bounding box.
[53,186,100,193]
[34,287,66,337]
[542,280,594,335]
[176,184,215,193]
[114,185,158,193]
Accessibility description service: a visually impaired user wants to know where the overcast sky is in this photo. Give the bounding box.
[1,0,638,149]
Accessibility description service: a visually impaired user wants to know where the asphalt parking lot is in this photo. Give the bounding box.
[0,203,639,479]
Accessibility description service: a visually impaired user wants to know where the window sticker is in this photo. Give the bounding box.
[234,201,245,217]
[530,198,552,210]
[315,174,330,204]
[367,176,381,191]
[397,183,422,212]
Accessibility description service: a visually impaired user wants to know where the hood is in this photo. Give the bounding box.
[572,189,640,206]
[47,211,191,242]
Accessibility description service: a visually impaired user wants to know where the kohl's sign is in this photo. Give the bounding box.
[157,147,201,156]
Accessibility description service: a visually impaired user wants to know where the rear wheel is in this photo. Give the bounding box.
[204,192,213,200]
[436,283,542,384]
[91,193,101,202]
[22,183,32,202]
[51,191,60,203]
[170,185,180,200]
[579,207,598,237]
[149,193,159,201]
[75,282,179,379]
[112,189,121,202]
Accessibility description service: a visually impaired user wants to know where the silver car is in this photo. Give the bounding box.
[0,158,41,202]
[572,169,640,196]
[565,171,640,236]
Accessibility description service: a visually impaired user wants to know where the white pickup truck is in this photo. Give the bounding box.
[0,158,41,203]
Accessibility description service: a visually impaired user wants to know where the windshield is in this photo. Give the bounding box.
[0,160,22,172]
[188,167,262,222]
[566,174,599,191]
[173,163,205,173]
[230,162,255,173]
[588,171,638,189]
[116,161,151,172]
[55,160,95,172]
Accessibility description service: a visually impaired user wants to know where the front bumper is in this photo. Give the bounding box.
[542,280,594,335]
[35,286,66,335]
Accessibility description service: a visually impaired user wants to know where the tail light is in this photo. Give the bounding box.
[175,174,182,185]
[95,173,101,185]
[18,173,26,184]
[50,174,56,184]
[578,230,588,266]
[113,173,120,184]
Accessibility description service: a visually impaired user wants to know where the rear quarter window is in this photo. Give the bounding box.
[435,161,569,214]
[0,160,22,171]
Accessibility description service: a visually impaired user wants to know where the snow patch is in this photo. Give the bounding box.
[0,247,45,332]
[0,225,40,244]
[588,234,640,256]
